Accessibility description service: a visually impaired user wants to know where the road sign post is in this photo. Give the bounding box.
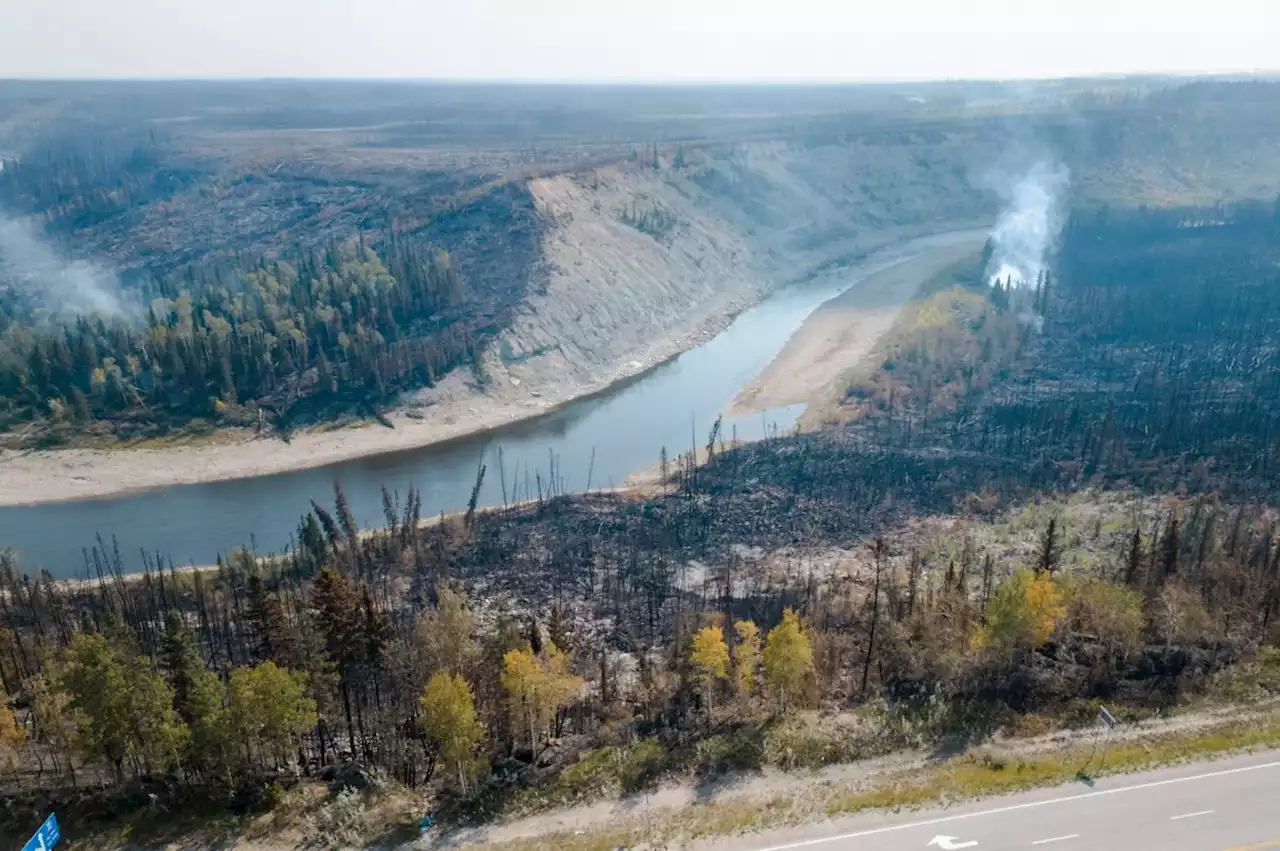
[1077,706,1118,784]
[21,813,60,851]
[1096,706,1116,770]
[1098,706,1116,730]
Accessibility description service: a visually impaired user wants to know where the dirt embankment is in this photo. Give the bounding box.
[0,144,992,507]
[728,238,986,418]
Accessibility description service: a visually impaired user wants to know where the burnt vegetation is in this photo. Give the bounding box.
[7,79,1280,842]
[7,195,1280,836]
[8,79,1280,449]
[0,151,544,443]
[835,200,1280,498]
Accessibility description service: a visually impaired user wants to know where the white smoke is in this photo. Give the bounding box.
[0,212,135,320]
[982,159,1070,288]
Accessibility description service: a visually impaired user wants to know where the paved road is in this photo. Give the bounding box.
[708,750,1280,851]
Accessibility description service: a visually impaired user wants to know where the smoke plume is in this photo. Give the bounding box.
[0,211,135,320]
[982,158,1070,288]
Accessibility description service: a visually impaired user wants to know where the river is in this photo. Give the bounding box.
[0,230,982,576]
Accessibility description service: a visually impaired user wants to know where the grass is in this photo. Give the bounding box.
[64,805,249,851]
[57,775,426,851]
[497,715,901,819]
[477,709,1280,851]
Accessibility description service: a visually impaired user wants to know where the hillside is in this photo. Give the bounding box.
[8,79,1280,850]
[5,82,1280,457]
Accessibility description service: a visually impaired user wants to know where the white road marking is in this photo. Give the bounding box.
[753,758,1280,851]
[1031,835,1079,845]
[1170,810,1215,820]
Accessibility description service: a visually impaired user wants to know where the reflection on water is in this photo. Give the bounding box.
[0,230,983,576]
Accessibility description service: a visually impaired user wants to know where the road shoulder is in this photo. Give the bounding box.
[428,704,1280,851]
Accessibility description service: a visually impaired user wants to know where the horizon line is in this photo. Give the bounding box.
[3,68,1280,87]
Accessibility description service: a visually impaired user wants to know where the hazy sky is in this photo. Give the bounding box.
[3,0,1277,82]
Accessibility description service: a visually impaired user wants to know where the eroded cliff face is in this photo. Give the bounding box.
[501,165,757,390]
[437,102,1280,413]
[0,142,990,506]
[419,139,993,412]
[11,98,1280,504]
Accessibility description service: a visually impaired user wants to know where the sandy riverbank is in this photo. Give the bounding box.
[726,237,985,419]
[0,226,985,509]
[0,298,745,508]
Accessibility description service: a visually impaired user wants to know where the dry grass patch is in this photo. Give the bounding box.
[469,710,1280,851]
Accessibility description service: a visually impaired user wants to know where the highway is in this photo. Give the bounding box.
[706,750,1280,851]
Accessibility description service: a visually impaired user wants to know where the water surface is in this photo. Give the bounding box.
[0,230,982,576]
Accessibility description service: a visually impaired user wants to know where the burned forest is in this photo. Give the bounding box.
[3,199,1280,843]
[5,75,1280,849]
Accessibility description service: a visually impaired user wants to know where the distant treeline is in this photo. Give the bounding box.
[0,131,202,234]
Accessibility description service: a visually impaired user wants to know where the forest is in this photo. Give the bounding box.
[0,114,548,446]
[0,161,551,446]
[9,77,1280,454]
[3,200,1280,844]
[1,233,488,442]
[831,198,1280,499]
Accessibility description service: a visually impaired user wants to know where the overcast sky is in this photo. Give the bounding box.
[3,0,1277,82]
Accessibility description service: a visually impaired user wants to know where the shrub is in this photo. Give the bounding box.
[1150,580,1212,644]
[1065,578,1144,654]
[1006,713,1054,739]
[306,787,366,849]
[263,780,286,811]
[978,568,1065,651]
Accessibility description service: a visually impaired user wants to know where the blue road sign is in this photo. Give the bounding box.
[21,813,59,851]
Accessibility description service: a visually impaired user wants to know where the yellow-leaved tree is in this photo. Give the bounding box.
[733,620,761,698]
[979,567,1065,651]
[420,671,483,792]
[688,625,729,717]
[227,661,317,770]
[500,646,542,753]
[0,690,25,773]
[763,609,814,711]
[500,641,583,754]
[541,643,584,721]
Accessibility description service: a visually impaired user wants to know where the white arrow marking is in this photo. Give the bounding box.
[928,836,978,850]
